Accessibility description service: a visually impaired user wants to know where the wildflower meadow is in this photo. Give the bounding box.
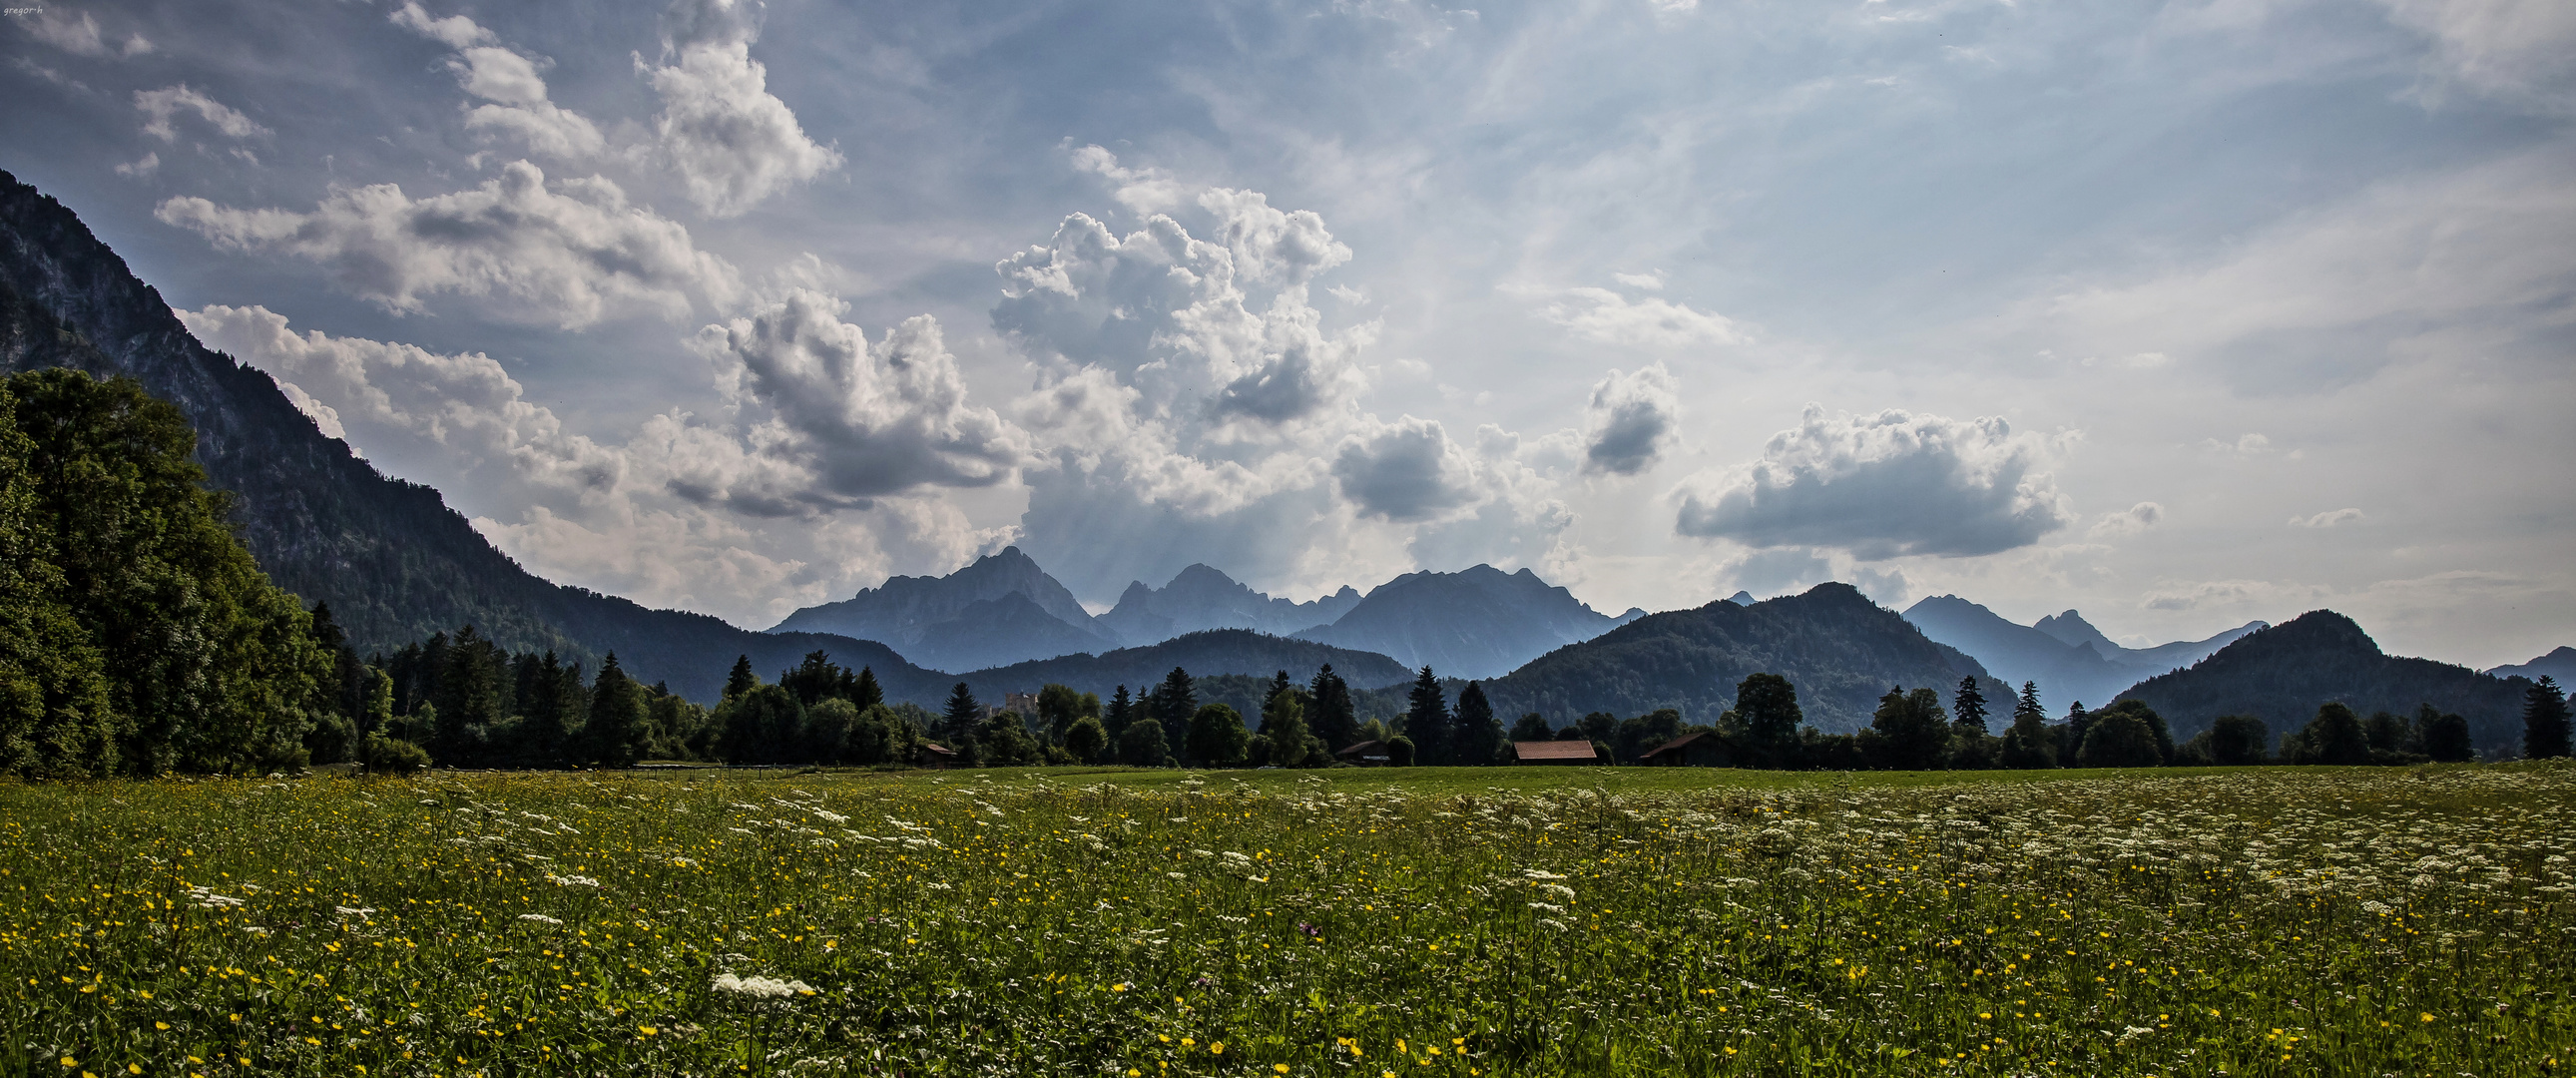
[4,764,2568,1076]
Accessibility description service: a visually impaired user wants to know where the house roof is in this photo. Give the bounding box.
[1513,740,1598,762]
[1334,740,1389,758]
[1638,731,1718,761]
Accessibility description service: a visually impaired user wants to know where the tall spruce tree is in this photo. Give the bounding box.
[584,653,648,767]
[2525,676,2572,760]
[1105,685,1135,740]
[1952,677,1989,735]
[723,655,758,701]
[850,666,884,709]
[1307,665,1358,750]
[1405,668,1453,765]
[1152,667,1197,752]
[1454,682,1501,766]
[940,683,983,748]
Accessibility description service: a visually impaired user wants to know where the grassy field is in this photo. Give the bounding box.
[3,764,2568,1077]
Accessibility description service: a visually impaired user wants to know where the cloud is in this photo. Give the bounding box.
[1541,286,1747,349]
[1720,547,1836,598]
[994,200,1373,432]
[1071,144,1195,217]
[2010,149,2576,393]
[2088,501,2164,539]
[178,303,626,495]
[1195,187,1353,286]
[1611,270,1665,290]
[388,2,495,49]
[2376,0,2576,110]
[2140,578,2283,612]
[688,289,1031,512]
[2203,432,2272,456]
[1331,415,1480,523]
[453,49,607,160]
[639,0,843,218]
[25,11,152,57]
[135,86,271,142]
[1672,404,2077,559]
[179,303,1009,625]
[156,161,743,327]
[1580,363,1679,476]
[2289,507,2364,528]
[114,153,159,179]
[391,5,606,161]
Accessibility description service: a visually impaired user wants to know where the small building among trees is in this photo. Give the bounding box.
[1638,731,1731,768]
[1512,741,1600,765]
[1334,740,1393,766]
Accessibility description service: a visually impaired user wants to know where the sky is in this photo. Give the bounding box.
[5,0,2572,669]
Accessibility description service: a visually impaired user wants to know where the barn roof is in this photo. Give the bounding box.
[1513,740,1599,762]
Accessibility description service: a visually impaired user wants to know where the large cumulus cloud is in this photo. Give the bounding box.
[688,289,1030,513]
[156,161,743,327]
[639,0,843,218]
[180,303,1018,625]
[994,150,1571,598]
[1672,405,2077,559]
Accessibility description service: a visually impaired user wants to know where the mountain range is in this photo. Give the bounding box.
[1902,595,2265,712]
[6,169,2563,750]
[1097,563,1362,643]
[771,553,1644,679]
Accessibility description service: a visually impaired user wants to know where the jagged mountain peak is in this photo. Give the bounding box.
[1094,562,1362,647]
[1294,563,1645,679]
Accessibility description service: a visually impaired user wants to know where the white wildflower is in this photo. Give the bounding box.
[546,873,601,887]
[711,972,815,998]
[518,913,563,925]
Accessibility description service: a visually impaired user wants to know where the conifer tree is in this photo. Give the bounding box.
[1105,685,1134,740]
[851,666,883,709]
[723,655,758,701]
[940,683,983,748]
[2525,676,2572,760]
[1152,667,1197,751]
[1405,668,1453,765]
[1307,665,1358,750]
[1952,677,1989,735]
[1454,682,1502,765]
[585,653,647,768]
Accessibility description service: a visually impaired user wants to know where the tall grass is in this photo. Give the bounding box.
[2,764,2566,1075]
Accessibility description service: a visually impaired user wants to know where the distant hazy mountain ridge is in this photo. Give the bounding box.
[1293,564,1647,680]
[1096,563,1362,645]
[2488,647,2576,686]
[769,547,1119,672]
[1902,595,2264,711]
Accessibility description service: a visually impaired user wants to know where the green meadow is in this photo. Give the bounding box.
[4,764,2568,1076]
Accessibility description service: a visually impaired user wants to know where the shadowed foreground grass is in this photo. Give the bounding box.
[3,763,2568,1076]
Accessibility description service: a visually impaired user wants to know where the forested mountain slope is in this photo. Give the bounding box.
[1480,583,2002,732]
[2115,610,2529,758]
[0,170,932,703]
